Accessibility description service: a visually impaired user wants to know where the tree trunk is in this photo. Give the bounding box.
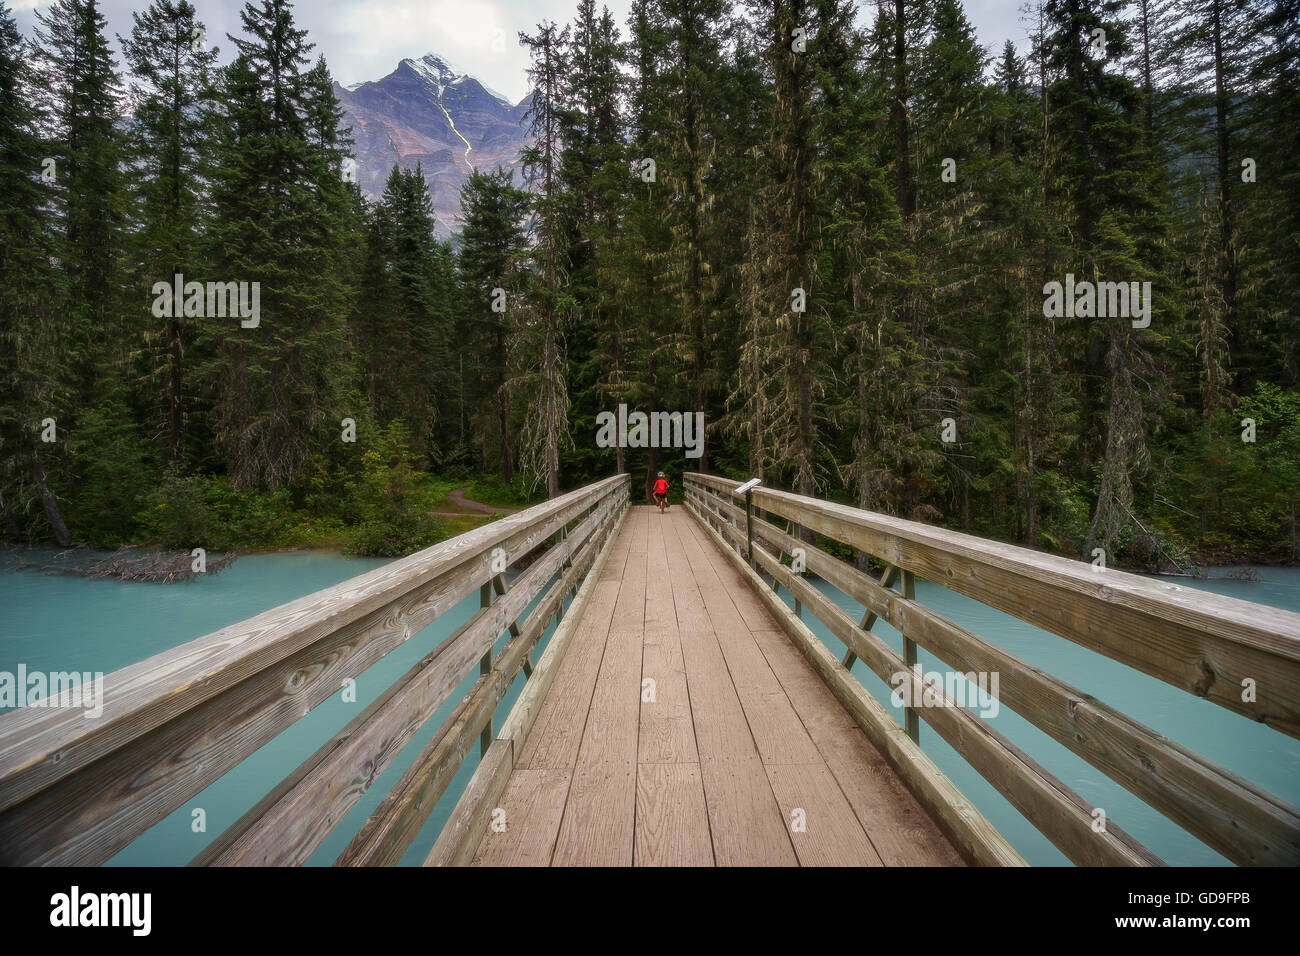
[1211,0,1239,379]
[31,453,70,547]
[169,317,183,464]
[0,491,20,541]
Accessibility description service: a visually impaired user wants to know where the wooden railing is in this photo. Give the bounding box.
[684,472,1300,867]
[0,473,629,866]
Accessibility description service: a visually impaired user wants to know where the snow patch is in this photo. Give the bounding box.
[401,52,511,107]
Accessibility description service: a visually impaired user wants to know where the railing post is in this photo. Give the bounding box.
[901,569,919,744]
[746,490,756,569]
[733,478,762,571]
[478,582,493,757]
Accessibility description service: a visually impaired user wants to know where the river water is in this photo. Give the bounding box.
[0,549,1295,865]
[796,565,1300,865]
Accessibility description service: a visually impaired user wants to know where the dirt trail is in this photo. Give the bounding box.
[431,486,519,518]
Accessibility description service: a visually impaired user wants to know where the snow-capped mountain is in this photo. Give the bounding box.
[335,53,531,237]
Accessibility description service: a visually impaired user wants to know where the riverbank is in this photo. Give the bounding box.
[17,470,538,559]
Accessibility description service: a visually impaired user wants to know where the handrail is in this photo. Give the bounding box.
[684,472,1300,866]
[0,474,630,865]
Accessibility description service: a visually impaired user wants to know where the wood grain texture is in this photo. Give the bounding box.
[440,507,986,867]
[635,763,713,866]
[426,498,626,867]
[750,628,964,866]
[685,496,1025,867]
[688,473,1300,738]
[0,475,627,816]
[0,476,627,866]
[334,498,627,867]
[747,532,1160,865]
[766,764,885,866]
[425,503,627,867]
[471,769,572,866]
[695,484,1299,866]
[197,494,620,866]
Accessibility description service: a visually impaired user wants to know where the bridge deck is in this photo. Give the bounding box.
[471,506,964,866]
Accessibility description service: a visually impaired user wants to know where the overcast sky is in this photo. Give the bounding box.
[10,0,1034,105]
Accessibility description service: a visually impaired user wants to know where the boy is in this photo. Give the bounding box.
[652,472,669,512]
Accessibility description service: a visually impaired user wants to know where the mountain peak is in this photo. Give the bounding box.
[399,52,510,106]
[335,52,530,236]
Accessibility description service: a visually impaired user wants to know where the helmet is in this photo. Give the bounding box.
[657,472,665,477]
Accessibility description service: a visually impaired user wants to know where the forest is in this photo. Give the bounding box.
[0,0,1296,566]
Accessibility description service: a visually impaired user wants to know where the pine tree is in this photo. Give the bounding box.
[204,0,352,489]
[558,1,630,476]
[0,1,69,543]
[28,0,133,543]
[355,163,450,460]
[119,0,219,467]
[517,22,573,498]
[458,168,529,483]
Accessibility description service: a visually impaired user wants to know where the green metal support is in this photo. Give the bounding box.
[842,564,901,670]
[901,569,919,744]
[479,582,494,756]
[745,489,755,570]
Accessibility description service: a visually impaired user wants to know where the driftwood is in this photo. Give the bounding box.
[0,545,236,583]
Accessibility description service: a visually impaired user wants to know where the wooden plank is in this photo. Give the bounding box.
[573,629,642,767]
[494,507,624,756]
[695,754,797,866]
[423,739,514,868]
[550,627,641,865]
[514,587,616,771]
[662,518,711,632]
[0,476,627,865]
[685,497,1025,867]
[197,496,618,866]
[334,669,502,866]
[639,640,697,764]
[334,499,629,868]
[471,769,572,867]
[689,473,1300,739]
[750,629,965,866]
[549,764,636,866]
[675,518,751,638]
[0,475,626,817]
[710,626,822,767]
[644,509,677,632]
[678,627,796,866]
[740,517,1158,867]
[515,514,629,772]
[682,513,777,632]
[634,763,714,866]
[426,504,627,867]
[765,764,885,867]
[728,499,1297,866]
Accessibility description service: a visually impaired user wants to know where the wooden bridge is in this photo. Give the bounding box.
[1,472,1297,866]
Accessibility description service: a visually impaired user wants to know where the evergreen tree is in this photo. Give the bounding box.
[458,168,529,483]
[0,1,69,543]
[204,0,352,489]
[517,21,573,498]
[119,0,219,467]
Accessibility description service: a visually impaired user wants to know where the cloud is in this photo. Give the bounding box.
[11,0,1032,104]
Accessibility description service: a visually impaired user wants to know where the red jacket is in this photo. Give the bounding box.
[652,479,669,495]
